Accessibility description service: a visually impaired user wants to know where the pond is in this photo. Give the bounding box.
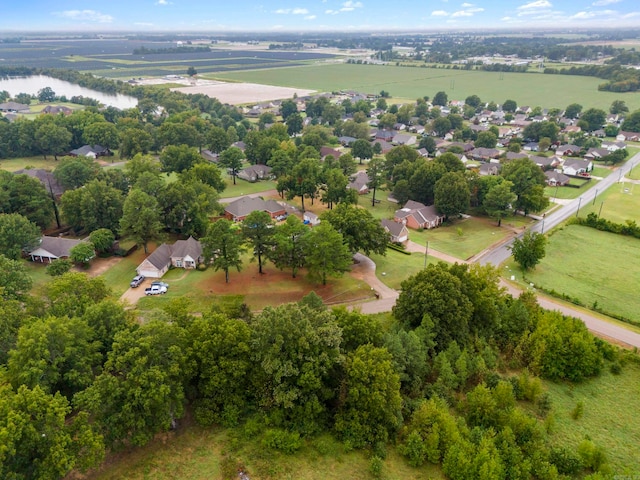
[0,75,137,109]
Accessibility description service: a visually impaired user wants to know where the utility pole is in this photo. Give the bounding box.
[593,188,598,206]
[424,241,429,268]
[576,197,582,217]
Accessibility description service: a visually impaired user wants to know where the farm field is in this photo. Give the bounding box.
[510,224,640,325]
[171,81,316,105]
[211,63,640,111]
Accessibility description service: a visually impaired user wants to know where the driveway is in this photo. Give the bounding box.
[119,278,153,306]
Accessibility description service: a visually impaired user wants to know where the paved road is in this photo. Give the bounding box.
[476,152,640,267]
[350,153,640,348]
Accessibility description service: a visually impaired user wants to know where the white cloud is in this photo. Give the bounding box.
[54,10,113,23]
[155,0,172,5]
[325,2,363,14]
[431,10,449,16]
[305,14,317,19]
[461,2,474,7]
[592,0,621,5]
[517,0,552,10]
[275,8,309,14]
[570,11,597,19]
[325,9,339,14]
[623,11,640,18]
[451,7,484,17]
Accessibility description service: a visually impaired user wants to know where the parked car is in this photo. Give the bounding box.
[130,275,145,288]
[145,284,167,295]
[151,281,169,290]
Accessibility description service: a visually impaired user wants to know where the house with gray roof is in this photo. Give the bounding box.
[136,236,203,278]
[0,101,29,113]
[224,196,286,222]
[237,164,273,182]
[545,170,570,186]
[69,145,112,159]
[28,236,89,263]
[13,168,65,197]
[392,133,416,146]
[347,171,370,194]
[381,219,408,243]
[562,158,593,176]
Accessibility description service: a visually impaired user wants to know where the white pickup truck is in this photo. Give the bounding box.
[144,284,167,295]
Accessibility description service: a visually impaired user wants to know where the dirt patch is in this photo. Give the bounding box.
[78,256,123,277]
[171,82,315,105]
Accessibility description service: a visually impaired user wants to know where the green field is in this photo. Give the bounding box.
[212,64,640,112]
[579,179,640,224]
[515,225,640,325]
[409,215,522,261]
[545,360,640,475]
[370,248,440,290]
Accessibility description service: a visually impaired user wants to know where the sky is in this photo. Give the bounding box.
[2,0,640,32]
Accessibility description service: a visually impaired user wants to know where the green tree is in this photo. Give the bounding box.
[69,241,96,266]
[89,228,115,254]
[393,263,474,347]
[333,306,383,353]
[34,122,72,160]
[37,86,56,102]
[434,171,470,219]
[242,210,275,274]
[288,157,321,211]
[0,213,41,260]
[54,155,101,190]
[44,272,110,318]
[565,103,583,119]
[187,65,197,76]
[321,203,388,256]
[119,128,153,159]
[60,179,124,233]
[8,315,101,398]
[0,384,104,480]
[351,138,373,164]
[321,168,349,209]
[0,254,32,300]
[367,157,385,207]
[483,180,516,226]
[433,91,448,106]
[465,94,482,108]
[475,131,498,149]
[251,303,343,433]
[82,299,132,359]
[207,126,230,153]
[158,180,219,237]
[580,108,607,132]
[0,171,54,228]
[610,100,629,115]
[202,219,244,283]
[76,320,191,448]
[502,99,517,113]
[280,99,298,120]
[432,116,452,137]
[519,311,603,382]
[123,153,161,185]
[271,215,308,278]
[219,146,245,185]
[501,158,549,215]
[286,112,304,136]
[160,144,202,173]
[189,312,252,426]
[120,189,164,253]
[621,110,640,132]
[334,345,403,447]
[83,122,120,150]
[181,162,226,193]
[302,222,352,285]
[510,231,547,271]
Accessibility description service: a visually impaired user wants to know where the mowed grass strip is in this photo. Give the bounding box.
[579,180,640,224]
[369,249,441,290]
[409,216,516,261]
[544,361,640,475]
[213,63,640,111]
[522,224,640,324]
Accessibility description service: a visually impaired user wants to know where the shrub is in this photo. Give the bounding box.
[578,439,609,472]
[571,401,584,420]
[370,456,384,479]
[550,446,583,475]
[261,429,303,454]
[45,258,72,276]
[196,262,208,271]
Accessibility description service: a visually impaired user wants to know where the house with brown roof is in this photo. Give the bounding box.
[136,236,203,278]
[224,196,286,222]
[394,200,445,230]
[381,219,408,243]
[28,236,89,263]
[42,105,73,115]
[320,146,342,161]
[0,101,29,113]
[13,168,65,197]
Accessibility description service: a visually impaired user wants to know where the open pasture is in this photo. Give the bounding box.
[171,82,316,105]
[212,63,640,111]
[515,224,640,325]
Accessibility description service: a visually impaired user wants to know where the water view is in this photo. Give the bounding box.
[0,75,137,109]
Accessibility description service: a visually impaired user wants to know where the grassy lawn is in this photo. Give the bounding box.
[220,178,277,199]
[544,360,640,475]
[23,261,52,296]
[545,179,596,200]
[135,253,374,313]
[0,155,59,172]
[98,248,148,297]
[213,63,640,112]
[89,426,444,480]
[579,180,640,224]
[511,225,640,325]
[370,249,441,290]
[591,166,612,178]
[358,191,398,221]
[409,216,516,261]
